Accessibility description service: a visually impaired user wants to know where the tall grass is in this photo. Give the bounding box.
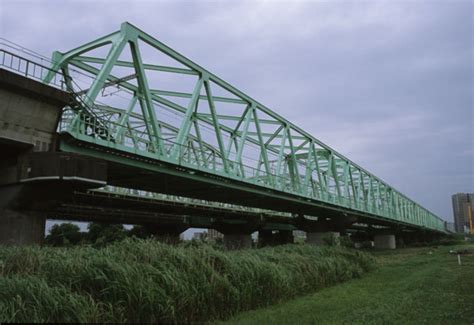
[0,239,375,323]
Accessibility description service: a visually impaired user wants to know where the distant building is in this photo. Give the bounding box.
[452,193,474,233]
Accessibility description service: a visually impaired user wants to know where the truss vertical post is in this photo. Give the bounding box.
[275,126,287,190]
[129,39,165,155]
[203,77,229,173]
[253,109,273,186]
[286,127,301,192]
[172,77,203,159]
[235,105,253,177]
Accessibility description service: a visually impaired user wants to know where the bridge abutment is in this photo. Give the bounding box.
[0,153,107,246]
[0,68,111,246]
[0,68,70,154]
[0,209,45,245]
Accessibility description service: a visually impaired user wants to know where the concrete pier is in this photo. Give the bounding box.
[396,236,405,248]
[374,234,396,249]
[144,224,186,244]
[276,230,294,245]
[258,229,294,247]
[258,229,273,247]
[306,231,340,245]
[0,209,45,245]
[223,233,252,250]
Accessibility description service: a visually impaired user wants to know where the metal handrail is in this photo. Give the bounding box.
[0,49,66,89]
[0,48,113,141]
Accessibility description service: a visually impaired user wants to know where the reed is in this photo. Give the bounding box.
[0,239,375,323]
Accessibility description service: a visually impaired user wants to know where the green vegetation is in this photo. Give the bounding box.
[45,222,156,247]
[0,240,374,323]
[86,222,127,245]
[227,243,474,324]
[44,223,83,246]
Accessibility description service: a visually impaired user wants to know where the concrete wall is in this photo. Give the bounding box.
[223,233,252,249]
[0,69,107,246]
[0,209,45,245]
[0,68,69,152]
[374,234,396,249]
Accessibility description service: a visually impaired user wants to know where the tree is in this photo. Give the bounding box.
[87,222,126,246]
[45,223,83,246]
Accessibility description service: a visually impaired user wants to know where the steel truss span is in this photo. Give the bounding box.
[42,22,445,233]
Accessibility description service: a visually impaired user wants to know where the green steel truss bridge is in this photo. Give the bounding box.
[2,22,445,234]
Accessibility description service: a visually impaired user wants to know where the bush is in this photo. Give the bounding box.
[339,236,354,248]
[0,240,376,323]
[44,223,84,246]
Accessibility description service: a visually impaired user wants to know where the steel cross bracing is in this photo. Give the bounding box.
[93,186,291,217]
[41,22,445,233]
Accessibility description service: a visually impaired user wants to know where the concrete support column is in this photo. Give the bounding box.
[396,236,405,248]
[258,229,273,247]
[398,232,417,246]
[374,234,396,249]
[148,225,186,244]
[223,233,252,250]
[0,209,45,245]
[306,231,340,245]
[275,230,294,245]
[258,230,294,247]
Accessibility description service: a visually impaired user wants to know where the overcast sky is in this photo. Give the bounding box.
[1,0,472,223]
